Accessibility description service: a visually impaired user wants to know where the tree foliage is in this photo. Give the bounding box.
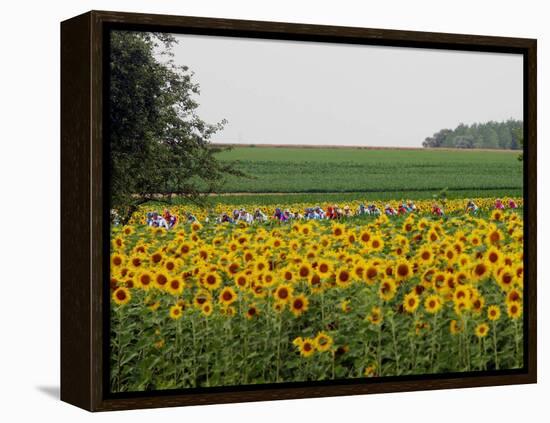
[422,119,523,150]
[109,31,242,222]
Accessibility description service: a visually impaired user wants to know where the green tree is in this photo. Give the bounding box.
[498,125,512,149]
[422,119,523,150]
[109,31,242,223]
[512,127,524,161]
[481,127,499,149]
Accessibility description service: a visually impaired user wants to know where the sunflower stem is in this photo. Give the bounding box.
[376,324,382,377]
[276,313,282,382]
[410,314,417,372]
[191,313,197,387]
[321,290,326,327]
[430,313,438,373]
[464,316,471,371]
[492,320,499,370]
[115,306,122,392]
[389,313,400,374]
[205,317,210,386]
[513,319,520,367]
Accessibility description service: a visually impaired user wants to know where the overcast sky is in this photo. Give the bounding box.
[167,34,523,147]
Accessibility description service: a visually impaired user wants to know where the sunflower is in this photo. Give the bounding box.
[471,295,485,314]
[364,365,377,377]
[112,236,125,250]
[220,305,236,317]
[428,270,444,290]
[154,271,169,290]
[251,283,268,298]
[317,259,332,276]
[129,255,143,269]
[193,290,212,309]
[346,231,358,245]
[341,300,352,313]
[444,274,456,292]
[359,229,372,244]
[352,260,366,280]
[486,227,503,245]
[471,261,490,281]
[176,299,187,311]
[314,331,333,352]
[280,266,295,283]
[395,260,412,281]
[424,294,443,314]
[507,302,522,319]
[234,272,249,290]
[219,286,237,306]
[122,225,134,236]
[254,258,270,273]
[453,285,471,303]
[245,304,259,319]
[486,246,502,267]
[421,268,435,288]
[491,209,504,221]
[380,261,393,279]
[417,247,433,265]
[498,269,515,291]
[289,239,301,251]
[150,250,163,265]
[111,253,125,268]
[403,291,420,313]
[262,271,276,286]
[163,258,179,273]
[291,294,309,317]
[298,338,316,357]
[166,277,184,296]
[169,304,183,320]
[474,323,489,338]
[226,261,240,276]
[145,298,160,311]
[112,287,131,305]
[197,247,211,262]
[457,254,471,268]
[363,262,379,285]
[332,223,346,238]
[443,247,457,264]
[201,301,213,317]
[309,272,323,291]
[370,236,384,252]
[297,262,312,280]
[367,307,383,325]
[469,233,482,247]
[427,229,439,243]
[402,219,414,233]
[450,319,463,335]
[178,242,192,256]
[335,268,352,288]
[378,278,397,301]
[137,270,154,290]
[203,271,221,290]
[506,288,522,304]
[487,305,501,321]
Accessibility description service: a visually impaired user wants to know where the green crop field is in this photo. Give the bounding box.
[213,146,523,200]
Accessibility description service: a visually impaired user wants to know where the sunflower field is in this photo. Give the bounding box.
[110,200,524,392]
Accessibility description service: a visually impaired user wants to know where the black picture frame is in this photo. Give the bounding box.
[61,10,537,411]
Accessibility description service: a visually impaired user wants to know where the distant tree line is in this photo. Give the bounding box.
[422,119,523,150]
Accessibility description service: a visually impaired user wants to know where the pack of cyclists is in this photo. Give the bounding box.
[140,198,518,229]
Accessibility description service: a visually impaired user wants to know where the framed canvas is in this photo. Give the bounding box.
[60,10,537,411]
